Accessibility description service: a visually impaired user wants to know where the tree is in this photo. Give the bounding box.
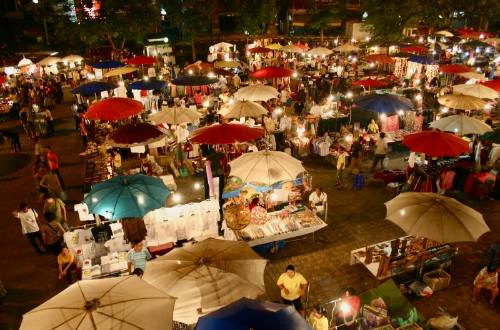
[308,7,346,43]
[160,0,212,61]
[53,0,160,55]
[234,0,276,35]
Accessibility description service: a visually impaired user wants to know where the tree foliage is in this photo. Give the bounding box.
[234,0,277,35]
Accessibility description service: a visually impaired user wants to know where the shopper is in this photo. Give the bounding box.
[371,132,388,172]
[12,202,44,254]
[1,129,21,152]
[57,246,77,283]
[42,195,69,230]
[472,266,498,307]
[111,149,123,175]
[349,137,363,174]
[276,264,308,316]
[336,147,347,189]
[40,213,65,255]
[39,165,63,199]
[45,145,65,189]
[43,108,55,136]
[127,240,152,274]
[307,304,329,330]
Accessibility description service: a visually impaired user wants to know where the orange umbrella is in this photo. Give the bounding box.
[365,54,395,64]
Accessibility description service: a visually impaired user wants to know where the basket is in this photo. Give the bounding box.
[423,269,451,292]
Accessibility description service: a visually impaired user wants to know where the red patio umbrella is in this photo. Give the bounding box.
[480,80,500,92]
[365,54,395,64]
[184,61,213,74]
[86,97,143,121]
[293,43,309,51]
[352,78,388,88]
[250,66,293,79]
[248,47,273,54]
[457,28,492,39]
[125,55,157,65]
[402,131,469,157]
[439,64,471,74]
[189,123,265,144]
[400,45,428,54]
[108,123,167,147]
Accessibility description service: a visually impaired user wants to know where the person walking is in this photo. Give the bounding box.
[45,145,65,189]
[1,129,21,152]
[40,213,65,255]
[127,240,152,274]
[371,132,388,172]
[43,195,69,230]
[349,137,363,174]
[43,108,55,136]
[12,202,45,254]
[276,264,308,316]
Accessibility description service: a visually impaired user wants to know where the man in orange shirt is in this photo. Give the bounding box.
[45,145,65,189]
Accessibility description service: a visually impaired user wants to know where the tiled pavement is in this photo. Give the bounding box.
[0,94,498,329]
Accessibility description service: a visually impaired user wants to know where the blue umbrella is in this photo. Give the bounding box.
[354,93,414,114]
[92,60,125,69]
[195,298,312,330]
[72,81,115,96]
[408,55,436,65]
[128,79,167,90]
[84,174,170,220]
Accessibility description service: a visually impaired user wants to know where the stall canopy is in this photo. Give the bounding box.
[149,106,201,125]
[72,81,115,96]
[143,238,267,325]
[439,64,471,74]
[125,55,157,65]
[18,57,33,67]
[195,298,312,330]
[437,94,486,111]
[211,42,234,50]
[429,114,493,135]
[352,78,388,88]
[281,44,305,53]
[333,44,360,52]
[20,276,176,330]
[365,54,395,64]
[234,84,279,101]
[128,79,167,90]
[103,66,137,78]
[214,60,240,68]
[184,61,214,74]
[452,83,498,99]
[480,79,500,92]
[229,150,305,186]
[385,192,490,243]
[250,66,293,79]
[107,122,167,147]
[248,46,273,54]
[92,60,125,69]
[435,30,454,37]
[38,56,62,66]
[85,97,143,121]
[171,75,218,86]
[400,45,428,54]
[62,54,83,63]
[190,123,265,144]
[458,72,487,80]
[219,100,268,119]
[307,47,333,57]
[84,174,170,220]
[354,93,414,114]
[402,131,469,157]
[266,43,283,50]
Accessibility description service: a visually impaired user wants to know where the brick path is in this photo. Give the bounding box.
[0,93,498,329]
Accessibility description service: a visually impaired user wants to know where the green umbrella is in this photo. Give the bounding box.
[84,174,170,220]
[480,128,500,143]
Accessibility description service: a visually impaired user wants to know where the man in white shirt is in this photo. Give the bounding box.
[12,202,45,254]
[371,132,389,172]
[309,187,327,215]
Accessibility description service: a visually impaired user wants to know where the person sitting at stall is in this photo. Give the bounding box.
[337,288,361,329]
[249,196,267,224]
[248,197,260,211]
[277,265,308,317]
[307,304,329,330]
[111,149,122,175]
[472,265,498,307]
[367,119,379,134]
[127,240,152,274]
[309,187,327,216]
[58,245,78,284]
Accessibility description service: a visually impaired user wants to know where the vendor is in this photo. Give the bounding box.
[337,288,361,329]
[248,197,260,211]
[307,304,329,330]
[58,246,77,284]
[309,187,327,215]
[367,119,379,134]
[472,265,498,307]
[127,240,152,274]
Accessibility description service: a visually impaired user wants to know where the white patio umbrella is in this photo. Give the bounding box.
[307,47,333,56]
[385,192,490,243]
[435,30,454,37]
[457,72,487,81]
[149,106,201,125]
[21,276,176,330]
[452,83,498,99]
[38,56,62,66]
[18,57,33,67]
[143,238,267,325]
[104,66,138,78]
[234,84,279,101]
[333,44,361,52]
[211,42,234,50]
[429,114,493,135]
[62,54,84,63]
[438,94,487,111]
[281,44,305,53]
[229,150,305,185]
[219,100,267,119]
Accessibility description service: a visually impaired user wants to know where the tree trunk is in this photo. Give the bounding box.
[320,27,324,44]
[191,38,197,61]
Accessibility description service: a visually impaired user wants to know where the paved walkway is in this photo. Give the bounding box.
[0,95,498,329]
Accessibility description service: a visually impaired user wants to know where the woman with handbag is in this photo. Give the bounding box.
[40,212,66,255]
